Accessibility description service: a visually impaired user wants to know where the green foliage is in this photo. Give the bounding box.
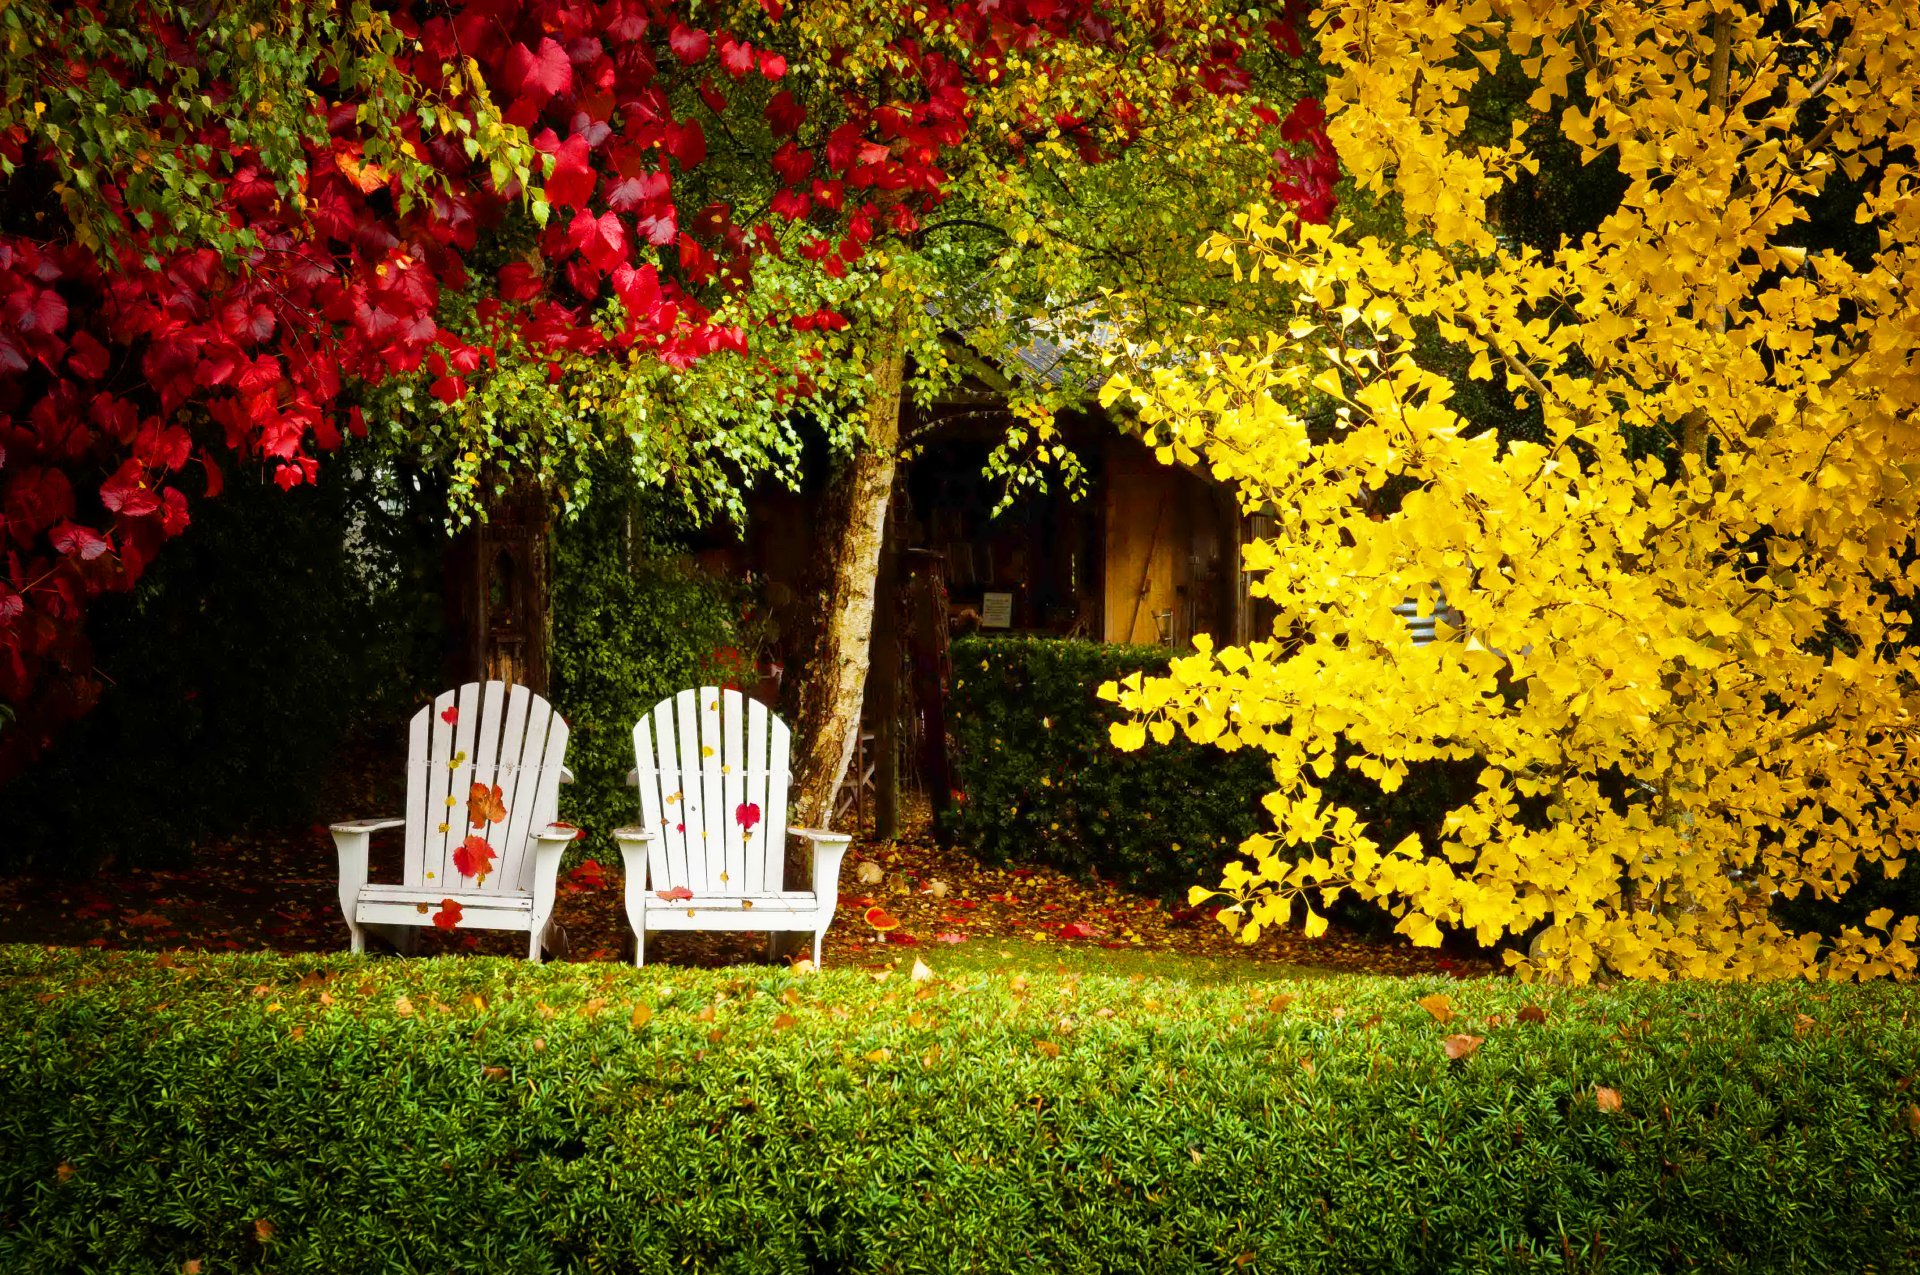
[4,947,1919,1274]
[942,637,1477,905]
[0,461,444,872]
[0,0,532,264]
[550,499,752,855]
[942,635,1273,893]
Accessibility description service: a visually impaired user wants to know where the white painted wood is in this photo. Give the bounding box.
[332,681,572,961]
[744,697,771,894]
[721,688,747,891]
[496,692,555,893]
[673,689,704,888]
[402,708,429,885]
[697,690,726,892]
[622,688,849,967]
[765,710,793,890]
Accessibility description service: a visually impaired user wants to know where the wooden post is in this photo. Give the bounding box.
[447,479,552,692]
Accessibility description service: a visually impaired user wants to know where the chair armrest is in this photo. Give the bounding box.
[788,827,854,845]
[534,823,583,843]
[559,766,574,785]
[613,827,654,918]
[330,817,405,833]
[625,767,640,788]
[789,828,852,913]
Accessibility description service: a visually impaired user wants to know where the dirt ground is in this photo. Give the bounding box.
[0,797,1492,977]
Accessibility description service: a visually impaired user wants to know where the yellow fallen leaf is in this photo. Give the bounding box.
[865,1047,892,1063]
[630,1003,653,1029]
[1595,1086,1623,1112]
[1417,993,1453,1024]
[910,958,934,983]
[772,1013,798,1030]
[790,957,816,976]
[1036,1039,1061,1057]
[393,996,415,1017]
[1267,994,1294,1014]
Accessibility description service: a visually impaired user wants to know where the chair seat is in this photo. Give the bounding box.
[640,890,819,915]
[360,884,533,909]
[355,884,536,932]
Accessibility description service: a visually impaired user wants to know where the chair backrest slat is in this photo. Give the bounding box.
[633,714,667,891]
[743,696,771,894]
[763,702,793,891]
[633,687,791,897]
[673,689,704,889]
[403,703,431,883]
[403,681,566,896]
[493,692,554,893]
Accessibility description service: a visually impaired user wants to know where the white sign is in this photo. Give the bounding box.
[981,591,1014,629]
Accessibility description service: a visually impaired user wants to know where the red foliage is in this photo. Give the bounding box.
[0,0,1337,773]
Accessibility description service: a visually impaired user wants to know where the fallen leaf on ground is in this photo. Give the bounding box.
[1443,1033,1485,1061]
[1518,1004,1548,1024]
[1595,1086,1624,1112]
[910,958,933,982]
[1417,993,1454,1024]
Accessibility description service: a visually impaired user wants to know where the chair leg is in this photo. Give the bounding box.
[634,927,646,968]
[813,931,823,968]
[346,921,366,955]
[527,925,544,963]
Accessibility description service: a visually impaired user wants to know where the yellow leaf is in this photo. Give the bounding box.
[630,1003,653,1029]
[1417,994,1453,1024]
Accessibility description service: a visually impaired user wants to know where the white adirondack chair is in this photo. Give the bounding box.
[614,687,852,967]
[331,681,577,961]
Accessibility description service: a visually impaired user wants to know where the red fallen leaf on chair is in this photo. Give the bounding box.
[865,906,900,932]
[440,705,459,725]
[550,821,585,840]
[1057,921,1104,940]
[433,899,463,930]
[469,783,507,826]
[735,801,762,830]
[453,836,497,883]
[657,885,694,902]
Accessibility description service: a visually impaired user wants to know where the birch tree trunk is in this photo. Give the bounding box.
[788,322,907,830]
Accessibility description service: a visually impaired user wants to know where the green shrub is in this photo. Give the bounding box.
[550,498,750,855]
[941,636,1479,901]
[3,947,1918,1274]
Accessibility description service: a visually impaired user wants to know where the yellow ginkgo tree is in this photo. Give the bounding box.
[1101,0,1920,981]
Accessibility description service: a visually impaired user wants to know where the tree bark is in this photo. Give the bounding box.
[788,322,907,830]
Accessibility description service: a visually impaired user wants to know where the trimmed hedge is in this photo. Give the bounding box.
[941,636,1478,899]
[4,947,1919,1274]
